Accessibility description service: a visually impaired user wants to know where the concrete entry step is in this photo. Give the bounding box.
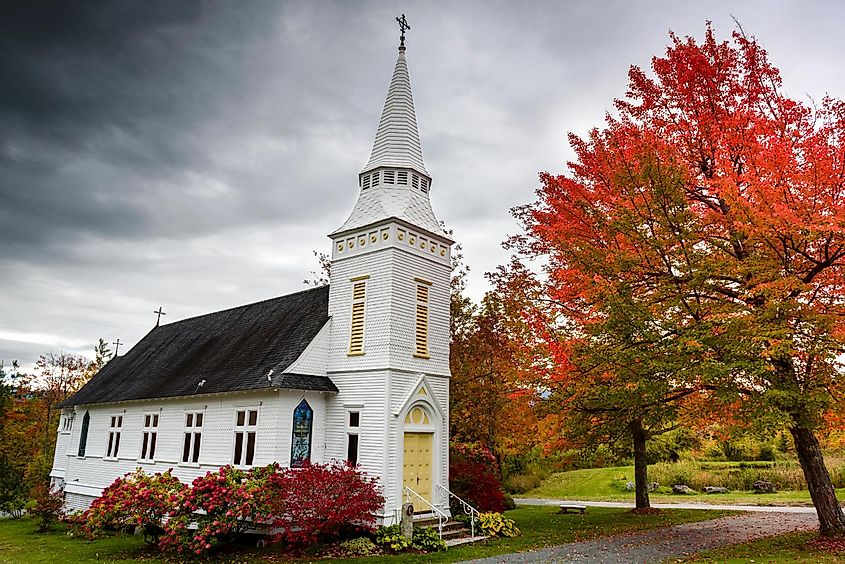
[445,534,488,548]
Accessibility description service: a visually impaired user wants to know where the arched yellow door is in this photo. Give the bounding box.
[403,431,433,506]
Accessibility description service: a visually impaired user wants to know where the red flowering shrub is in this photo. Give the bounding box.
[31,484,65,533]
[81,468,186,541]
[160,464,285,555]
[273,461,383,545]
[449,442,506,512]
[78,462,382,556]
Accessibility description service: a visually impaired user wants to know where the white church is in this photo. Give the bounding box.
[51,26,455,526]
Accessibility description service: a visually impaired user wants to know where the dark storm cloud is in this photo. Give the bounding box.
[0,0,357,264]
[3,0,845,369]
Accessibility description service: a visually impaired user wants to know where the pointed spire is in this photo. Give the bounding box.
[361,41,429,177]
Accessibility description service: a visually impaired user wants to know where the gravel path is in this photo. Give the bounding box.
[460,511,818,563]
[514,497,818,513]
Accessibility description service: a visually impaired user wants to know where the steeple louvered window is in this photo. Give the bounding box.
[420,178,429,193]
[397,171,408,185]
[412,174,419,189]
[362,175,371,190]
[348,278,368,355]
[414,281,430,358]
[371,171,380,187]
[384,170,395,184]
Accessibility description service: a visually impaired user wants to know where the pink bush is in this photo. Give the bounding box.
[80,469,186,540]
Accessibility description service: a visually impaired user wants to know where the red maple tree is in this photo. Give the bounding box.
[503,24,845,534]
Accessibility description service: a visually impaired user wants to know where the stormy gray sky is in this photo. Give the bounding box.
[2,0,844,369]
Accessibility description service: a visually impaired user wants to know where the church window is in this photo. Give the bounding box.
[405,405,431,425]
[291,399,313,468]
[60,413,73,433]
[182,411,203,464]
[77,411,90,457]
[106,414,123,458]
[348,279,367,355]
[371,171,380,186]
[397,171,408,185]
[140,413,159,462]
[346,411,360,465]
[414,281,430,358]
[384,170,395,184]
[233,408,258,466]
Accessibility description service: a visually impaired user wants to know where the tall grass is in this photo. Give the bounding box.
[647,459,845,491]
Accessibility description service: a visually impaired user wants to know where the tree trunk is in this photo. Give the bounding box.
[630,419,650,509]
[791,424,845,536]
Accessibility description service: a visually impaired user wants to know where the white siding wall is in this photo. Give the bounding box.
[388,250,451,376]
[284,320,330,376]
[51,413,73,480]
[324,370,388,483]
[53,389,330,511]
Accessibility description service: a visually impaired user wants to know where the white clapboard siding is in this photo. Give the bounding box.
[52,389,329,511]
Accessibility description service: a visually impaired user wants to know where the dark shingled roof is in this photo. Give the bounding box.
[59,286,336,407]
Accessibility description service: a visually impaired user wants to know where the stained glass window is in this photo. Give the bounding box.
[291,399,313,468]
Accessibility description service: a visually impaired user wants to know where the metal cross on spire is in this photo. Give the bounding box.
[112,338,123,356]
[153,306,166,326]
[396,14,410,48]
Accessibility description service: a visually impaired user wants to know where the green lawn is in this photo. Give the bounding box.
[684,531,844,563]
[524,464,841,506]
[0,506,727,563]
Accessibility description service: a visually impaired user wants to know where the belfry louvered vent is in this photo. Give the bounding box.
[362,175,371,190]
[397,171,408,185]
[348,281,366,355]
[384,170,395,184]
[412,175,419,189]
[415,283,429,357]
[420,178,429,193]
[371,171,380,187]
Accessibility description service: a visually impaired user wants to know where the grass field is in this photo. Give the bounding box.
[686,531,844,563]
[0,506,727,563]
[522,464,844,506]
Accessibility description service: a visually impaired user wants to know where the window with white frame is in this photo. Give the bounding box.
[60,413,73,433]
[140,413,159,462]
[346,411,360,465]
[233,408,258,466]
[182,411,203,464]
[106,414,123,458]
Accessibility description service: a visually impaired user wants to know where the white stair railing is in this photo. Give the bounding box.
[436,483,480,538]
[403,486,448,538]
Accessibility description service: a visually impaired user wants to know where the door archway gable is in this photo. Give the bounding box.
[393,373,444,421]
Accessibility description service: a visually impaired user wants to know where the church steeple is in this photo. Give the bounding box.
[331,21,448,240]
[360,40,428,177]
